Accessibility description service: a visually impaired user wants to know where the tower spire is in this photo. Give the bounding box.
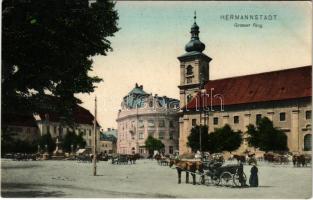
[184,12,205,52]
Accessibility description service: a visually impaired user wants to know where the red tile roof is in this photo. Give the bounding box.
[2,113,38,127]
[39,105,99,126]
[185,66,312,110]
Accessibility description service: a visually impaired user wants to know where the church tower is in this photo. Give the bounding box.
[178,13,212,108]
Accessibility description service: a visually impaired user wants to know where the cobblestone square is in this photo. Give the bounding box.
[1,159,311,198]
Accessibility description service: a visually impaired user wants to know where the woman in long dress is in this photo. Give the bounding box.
[249,163,259,187]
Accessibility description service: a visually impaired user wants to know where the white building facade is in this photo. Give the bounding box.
[116,84,180,156]
[34,105,101,151]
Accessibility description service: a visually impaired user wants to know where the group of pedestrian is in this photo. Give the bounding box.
[237,161,259,187]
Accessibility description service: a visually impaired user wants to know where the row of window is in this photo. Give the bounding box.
[119,131,175,141]
[47,125,92,137]
[143,119,175,128]
[138,132,175,140]
[101,144,109,148]
[121,146,175,155]
[122,120,175,130]
[192,111,312,126]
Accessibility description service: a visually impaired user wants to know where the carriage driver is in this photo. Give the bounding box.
[238,161,248,187]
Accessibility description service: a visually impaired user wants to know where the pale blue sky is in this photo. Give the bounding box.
[77,1,312,129]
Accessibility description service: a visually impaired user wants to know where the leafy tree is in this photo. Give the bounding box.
[14,139,38,153]
[1,127,15,154]
[76,132,87,149]
[62,131,86,152]
[246,124,259,148]
[246,117,288,152]
[207,124,242,153]
[145,135,165,153]
[187,125,210,152]
[1,128,38,154]
[38,133,56,153]
[2,0,119,123]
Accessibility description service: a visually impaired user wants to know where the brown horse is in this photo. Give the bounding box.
[292,154,310,167]
[154,154,162,164]
[127,154,140,164]
[169,159,205,185]
[233,154,246,163]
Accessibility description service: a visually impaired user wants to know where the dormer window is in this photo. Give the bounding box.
[186,65,193,75]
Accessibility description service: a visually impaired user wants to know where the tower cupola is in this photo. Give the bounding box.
[185,12,205,52]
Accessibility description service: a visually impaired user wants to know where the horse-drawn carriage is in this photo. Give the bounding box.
[201,161,247,187]
[112,154,128,164]
[263,152,290,164]
[14,153,38,161]
[76,154,92,162]
[111,154,139,165]
[170,158,247,187]
[292,154,311,167]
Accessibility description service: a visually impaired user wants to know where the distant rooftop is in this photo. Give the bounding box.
[122,83,179,109]
[128,83,148,96]
[102,128,117,137]
[100,128,117,141]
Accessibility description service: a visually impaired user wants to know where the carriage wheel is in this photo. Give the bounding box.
[211,175,220,186]
[233,172,247,187]
[198,175,207,185]
[220,171,233,187]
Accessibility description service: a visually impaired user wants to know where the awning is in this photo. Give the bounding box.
[76,149,86,154]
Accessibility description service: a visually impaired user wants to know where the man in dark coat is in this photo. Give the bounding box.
[237,161,248,187]
[249,164,259,187]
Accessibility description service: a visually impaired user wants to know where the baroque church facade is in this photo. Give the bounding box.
[178,16,312,154]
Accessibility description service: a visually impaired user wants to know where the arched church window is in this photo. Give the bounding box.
[304,134,312,151]
[186,65,193,75]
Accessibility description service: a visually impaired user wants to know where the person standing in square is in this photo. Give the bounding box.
[249,163,259,187]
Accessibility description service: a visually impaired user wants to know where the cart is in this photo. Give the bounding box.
[201,161,247,187]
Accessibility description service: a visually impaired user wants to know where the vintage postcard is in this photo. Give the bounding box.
[1,0,312,198]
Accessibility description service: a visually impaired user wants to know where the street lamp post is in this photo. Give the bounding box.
[199,68,206,154]
[199,111,202,152]
[92,96,97,176]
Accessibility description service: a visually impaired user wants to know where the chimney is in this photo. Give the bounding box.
[140,85,143,89]
[107,128,111,131]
